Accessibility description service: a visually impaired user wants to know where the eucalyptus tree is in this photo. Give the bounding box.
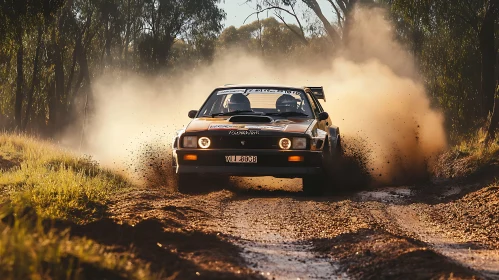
[138,0,225,71]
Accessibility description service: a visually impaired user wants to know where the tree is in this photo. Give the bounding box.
[138,0,225,71]
[0,0,225,136]
[388,0,498,140]
[249,0,376,47]
[217,17,305,56]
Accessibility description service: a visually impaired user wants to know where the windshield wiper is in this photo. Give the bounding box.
[211,110,255,117]
[265,112,310,117]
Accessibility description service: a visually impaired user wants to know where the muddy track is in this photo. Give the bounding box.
[108,181,498,279]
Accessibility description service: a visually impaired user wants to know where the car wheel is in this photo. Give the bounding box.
[176,174,229,194]
[176,174,202,194]
[208,175,230,189]
[302,175,325,196]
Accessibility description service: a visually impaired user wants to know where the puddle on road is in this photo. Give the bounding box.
[441,186,463,197]
[238,235,347,280]
[356,187,413,203]
[216,199,348,280]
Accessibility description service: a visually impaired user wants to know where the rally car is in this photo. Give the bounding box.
[172,84,342,194]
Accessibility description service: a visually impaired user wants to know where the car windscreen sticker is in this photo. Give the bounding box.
[217,89,246,95]
[245,125,287,131]
[209,124,288,131]
[245,89,301,95]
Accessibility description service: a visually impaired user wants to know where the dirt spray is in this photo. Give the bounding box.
[68,6,447,189]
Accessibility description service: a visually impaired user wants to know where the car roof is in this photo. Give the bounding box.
[217,84,305,91]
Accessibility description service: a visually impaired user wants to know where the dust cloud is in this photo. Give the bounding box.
[75,6,447,187]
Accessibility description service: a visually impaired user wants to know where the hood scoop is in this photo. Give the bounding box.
[228,115,273,123]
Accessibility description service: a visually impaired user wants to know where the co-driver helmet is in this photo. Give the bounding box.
[276,94,298,113]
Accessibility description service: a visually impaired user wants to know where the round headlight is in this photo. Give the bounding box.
[198,137,211,149]
[279,138,291,150]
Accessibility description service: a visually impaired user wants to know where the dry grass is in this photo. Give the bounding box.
[433,129,499,179]
[0,133,156,279]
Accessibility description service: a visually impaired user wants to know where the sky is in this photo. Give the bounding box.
[218,0,336,29]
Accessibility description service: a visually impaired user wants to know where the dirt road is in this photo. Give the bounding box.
[108,179,499,279]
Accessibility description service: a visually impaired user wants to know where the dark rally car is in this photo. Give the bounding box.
[172,85,342,194]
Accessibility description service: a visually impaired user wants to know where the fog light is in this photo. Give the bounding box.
[198,137,211,149]
[288,156,304,162]
[279,138,291,150]
[183,154,198,161]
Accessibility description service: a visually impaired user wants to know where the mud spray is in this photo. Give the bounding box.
[70,7,447,190]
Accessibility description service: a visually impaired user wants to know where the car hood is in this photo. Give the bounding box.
[185,117,315,134]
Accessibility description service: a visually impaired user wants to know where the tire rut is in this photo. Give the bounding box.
[214,197,347,280]
[388,205,499,279]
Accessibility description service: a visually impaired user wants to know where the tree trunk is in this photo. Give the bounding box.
[123,0,131,69]
[77,42,93,150]
[77,39,92,100]
[22,26,43,131]
[303,0,341,46]
[479,3,497,118]
[14,27,24,130]
[53,42,65,129]
[104,12,112,66]
[47,78,56,132]
[485,85,499,144]
[65,42,78,100]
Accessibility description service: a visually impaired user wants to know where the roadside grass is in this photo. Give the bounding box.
[433,129,499,179]
[0,133,155,279]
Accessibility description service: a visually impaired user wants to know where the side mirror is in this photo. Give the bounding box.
[318,112,329,121]
[188,110,198,119]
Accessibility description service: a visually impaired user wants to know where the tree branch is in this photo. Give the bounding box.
[326,0,344,29]
[273,12,309,45]
[244,1,308,44]
[303,0,341,45]
[289,2,306,38]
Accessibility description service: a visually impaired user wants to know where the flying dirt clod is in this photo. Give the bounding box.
[68,6,447,188]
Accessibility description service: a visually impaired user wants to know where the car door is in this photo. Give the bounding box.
[307,93,330,130]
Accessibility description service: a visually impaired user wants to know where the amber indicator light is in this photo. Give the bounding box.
[184,154,198,161]
[288,156,304,162]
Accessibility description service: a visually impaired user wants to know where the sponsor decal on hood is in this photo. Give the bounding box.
[208,124,288,131]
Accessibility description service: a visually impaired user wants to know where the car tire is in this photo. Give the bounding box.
[176,174,202,194]
[302,175,325,196]
[176,174,229,194]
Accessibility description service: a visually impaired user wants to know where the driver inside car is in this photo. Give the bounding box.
[275,94,299,113]
[226,94,252,112]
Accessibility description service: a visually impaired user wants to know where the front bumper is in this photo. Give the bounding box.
[174,149,323,178]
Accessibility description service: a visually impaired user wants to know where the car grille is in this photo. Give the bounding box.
[210,136,281,149]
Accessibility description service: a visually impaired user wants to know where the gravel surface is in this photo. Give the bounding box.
[103,180,498,279]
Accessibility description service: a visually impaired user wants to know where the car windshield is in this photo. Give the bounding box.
[198,88,314,118]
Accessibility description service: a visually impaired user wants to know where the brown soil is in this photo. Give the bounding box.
[19,167,496,279]
[76,179,497,280]
[87,189,263,279]
[0,156,20,171]
[422,185,499,248]
[314,228,478,279]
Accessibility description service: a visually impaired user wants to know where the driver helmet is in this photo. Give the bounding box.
[276,94,298,113]
[227,94,251,112]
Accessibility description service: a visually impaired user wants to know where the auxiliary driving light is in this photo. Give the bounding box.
[288,156,304,162]
[198,137,211,149]
[279,138,292,150]
[183,154,198,161]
